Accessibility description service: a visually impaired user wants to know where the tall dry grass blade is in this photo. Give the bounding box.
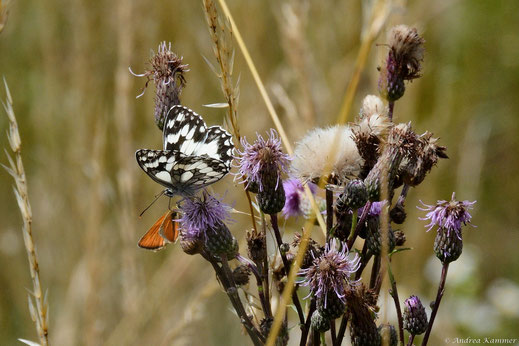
[113,0,141,316]
[215,0,326,234]
[202,0,259,234]
[336,0,390,125]
[3,78,49,346]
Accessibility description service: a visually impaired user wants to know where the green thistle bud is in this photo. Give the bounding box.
[338,179,368,210]
[311,310,330,332]
[205,223,238,259]
[403,295,428,335]
[434,228,463,263]
[257,169,286,215]
[317,291,346,320]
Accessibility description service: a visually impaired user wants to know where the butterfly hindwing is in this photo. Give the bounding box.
[170,153,229,189]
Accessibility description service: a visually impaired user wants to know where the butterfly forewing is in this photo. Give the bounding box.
[163,105,209,155]
[138,210,178,251]
[163,106,234,167]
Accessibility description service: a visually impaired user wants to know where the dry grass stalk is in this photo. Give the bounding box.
[114,0,141,316]
[2,79,49,346]
[203,0,240,140]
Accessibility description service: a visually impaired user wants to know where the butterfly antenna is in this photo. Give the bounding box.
[139,190,166,217]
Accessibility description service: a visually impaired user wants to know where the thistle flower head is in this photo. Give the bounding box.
[282,178,316,218]
[179,192,232,239]
[378,25,425,101]
[292,126,364,185]
[388,25,425,79]
[300,239,361,305]
[403,295,428,335]
[419,192,476,236]
[234,129,291,192]
[131,42,189,129]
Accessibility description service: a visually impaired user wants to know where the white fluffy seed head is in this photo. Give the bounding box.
[356,95,391,141]
[291,125,364,184]
[360,95,386,119]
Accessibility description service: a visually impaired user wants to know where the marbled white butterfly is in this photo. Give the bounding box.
[136,105,234,197]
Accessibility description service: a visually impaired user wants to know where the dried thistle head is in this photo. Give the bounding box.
[353,95,391,177]
[131,42,189,130]
[378,25,425,102]
[400,131,448,186]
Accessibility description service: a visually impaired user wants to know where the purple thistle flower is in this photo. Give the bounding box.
[418,192,476,237]
[358,201,386,217]
[300,239,361,306]
[282,178,316,218]
[234,129,291,192]
[179,192,232,239]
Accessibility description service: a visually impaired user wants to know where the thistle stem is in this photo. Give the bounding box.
[407,334,415,346]
[205,253,264,345]
[421,262,449,346]
[347,202,371,249]
[326,188,334,236]
[238,255,272,319]
[336,310,349,345]
[370,255,381,290]
[388,100,395,121]
[300,299,316,346]
[330,319,337,345]
[270,214,306,327]
[388,262,404,345]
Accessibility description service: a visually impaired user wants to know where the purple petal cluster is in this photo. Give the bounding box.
[234,129,291,191]
[179,192,232,238]
[300,239,361,306]
[282,178,316,218]
[358,201,386,217]
[418,192,476,235]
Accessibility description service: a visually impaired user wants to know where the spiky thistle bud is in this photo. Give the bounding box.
[179,192,237,259]
[232,265,251,286]
[311,310,331,332]
[346,286,381,346]
[337,179,368,210]
[378,324,398,346]
[247,228,266,263]
[378,25,425,102]
[393,230,406,246]
[366,223,396,257]
[419,192,476,263]
[390,199,407,224]
[131,42,189,130]
[234,129,291,215]
[403,295,428,335]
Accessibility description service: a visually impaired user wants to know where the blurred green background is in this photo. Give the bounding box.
[1,0,518,345]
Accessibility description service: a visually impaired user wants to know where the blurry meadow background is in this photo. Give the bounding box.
[1,0,519,345]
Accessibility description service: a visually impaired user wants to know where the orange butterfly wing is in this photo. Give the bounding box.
[159,211,180,243]
[138,211,178,251]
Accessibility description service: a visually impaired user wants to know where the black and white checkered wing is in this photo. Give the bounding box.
[163,105,234,169]
[169,153,230,190]
[135,149,179,190]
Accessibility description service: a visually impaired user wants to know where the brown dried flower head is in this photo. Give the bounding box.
[131,42,189,130]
